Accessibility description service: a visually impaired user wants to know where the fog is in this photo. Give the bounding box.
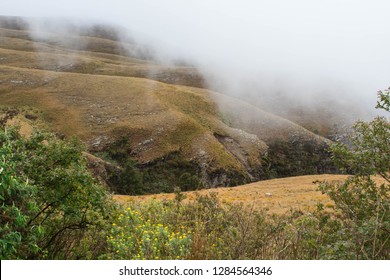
[2,0,390,122]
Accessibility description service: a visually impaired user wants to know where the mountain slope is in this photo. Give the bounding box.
[0,16,331,191]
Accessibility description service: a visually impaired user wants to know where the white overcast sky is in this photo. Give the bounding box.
[2,0,390,111]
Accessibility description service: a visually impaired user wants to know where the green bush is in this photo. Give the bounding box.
[0,127,40,259]
[0,126,114,259]
[318,90,390,259]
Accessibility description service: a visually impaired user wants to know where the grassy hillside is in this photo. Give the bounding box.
[0,16,334,192]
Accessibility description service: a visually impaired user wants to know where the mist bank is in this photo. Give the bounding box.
[2,1,390,125]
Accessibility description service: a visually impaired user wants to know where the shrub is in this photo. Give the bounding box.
[105,201,192,260]
[318,90,390,259]
[0,126,114,259]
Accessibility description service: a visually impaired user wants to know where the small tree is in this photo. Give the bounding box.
[0,126,114,259]
[319,89,389,259]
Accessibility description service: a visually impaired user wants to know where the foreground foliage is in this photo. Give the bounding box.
[105,200,192,260]
[0,126,114,259]
[317,89,389,259]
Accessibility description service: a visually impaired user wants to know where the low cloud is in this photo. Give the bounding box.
[2,0,390,121]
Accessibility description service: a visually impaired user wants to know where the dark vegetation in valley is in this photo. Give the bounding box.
[264,139,337,179]
[104,137,204,195]
[99,134,337,195]
[100,136,249,195]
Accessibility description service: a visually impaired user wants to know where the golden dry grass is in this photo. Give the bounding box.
[114,175,352,214]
